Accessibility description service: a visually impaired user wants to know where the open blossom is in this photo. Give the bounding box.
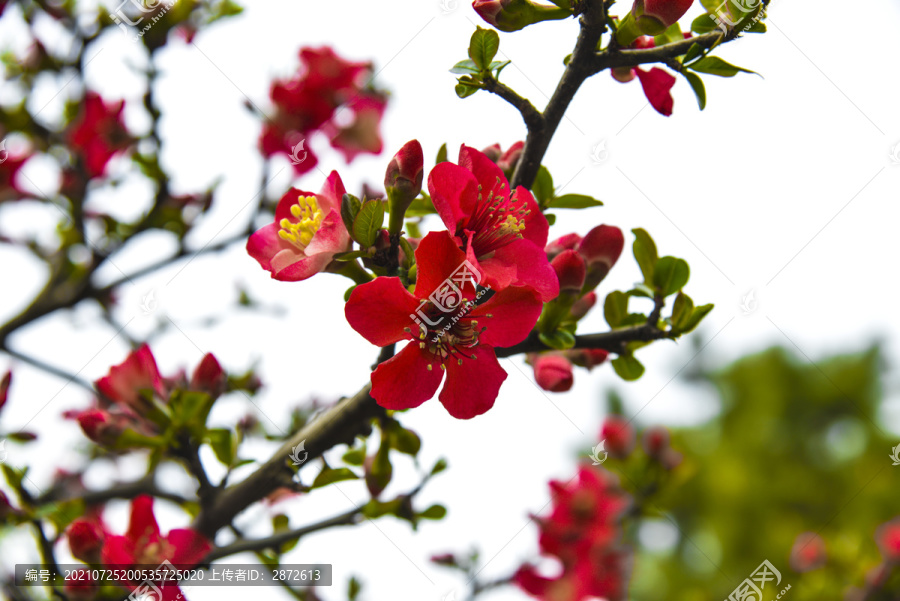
[345,231,543,419]
[67,92,132,177]
[247,171,351,281]
[429,145,559,301]
[517,465,632,601]
[261,47,385,173]
[102,496,210,601]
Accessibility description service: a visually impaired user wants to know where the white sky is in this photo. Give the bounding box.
[2,0,900,600]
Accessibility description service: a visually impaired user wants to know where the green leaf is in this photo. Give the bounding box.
[654,22,683,46]
[206,428,235,466]
[632,228,658,285]
[450,59,480,74]
[539,329,576,350]
[691,13,720,34]
[366,444,393,498]
[436,143,448,165]
[612,355,645,381]
[653,256,690,296]
[545,213,557,225]
[455,82,480,99]
[419,504,447,520]
[532,166,554,205]
[405,194,437,217]
[689,56,758,77]
[333,250,367,262]
[311,467,359,489]
[746,20,766,33]
[682,70,707,110]
[389,427,421,457]
[361,498,403,519]
[431,458,448,475]
[489,60,511,75]
[604,291,629,328]
[671,292,695,330]
[352,199,385,248]
[468,27,500,71]
[348,577,362,601]
[680,303,714,333]
[342,446,366,466]
[341,193,362,234]
[548,194,603,209]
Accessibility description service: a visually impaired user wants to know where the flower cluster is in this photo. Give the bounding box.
[66,92,133,178]
[515,465,633,601]
[260,46,387,174]
[66,496,210,601]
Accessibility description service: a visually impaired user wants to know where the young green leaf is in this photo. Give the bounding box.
[532,165,554,206]
[468,27,500,71]
[653,256,690,296]
[548,194,604,209]
[689,56,758,77]
[352,199,385,248]
[604,291,629,328]
[436,143,448,165]
[312,467,359,489]
[682,71,707,110]
[450,59,480,74]
[612,355,645,381]
[632,228,658,284]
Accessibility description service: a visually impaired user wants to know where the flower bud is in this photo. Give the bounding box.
[577,225,624,291]
[600,416,635,459]
[641,426,670,459]
[566,348,608,370]
[545,233,582,261]
[789,532,826,572]
[533,354,574,392]
[551,249,587,295]
[190,353,227,399]
[481,143,502,163]
[631,0,694,34]
[611,67,636,83]
[67,519,105,564]
[569,291,597,320]
[76,409,123,446]
[385,140,424,235]
[497,141,524,177]
[473,0,571,32]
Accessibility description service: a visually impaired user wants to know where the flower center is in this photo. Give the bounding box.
[406,308,490,368]
[278,195,323,249]
[133,538,175,566]
[464,178,529,255]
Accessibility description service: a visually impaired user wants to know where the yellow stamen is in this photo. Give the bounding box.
[497,214,525,236]
[278,195,323,249]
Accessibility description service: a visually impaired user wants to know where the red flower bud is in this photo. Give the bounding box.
[578,225,624,290]
[569,291,597,320]
[566,348,608,370]
[789,532,826,572]
[546,233,583,260]
[600,416,635,458]
[430,553,458,566]
[876,518,900,561]
[641,426,670,458]
[632,0,694,32]
[190,353,227,399]
[481,143,503,163]
[533,354,574,392]
[473,0,571,32]
[551,249,587,295]
[497,141,524,176]
[76,409,124,446]
[67,518,105,564]
[384,139,424,199]
[611,67,636,83]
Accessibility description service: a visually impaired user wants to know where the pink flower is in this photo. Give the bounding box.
[247,172,351,281]
[428,145,559,301]
[345,231,543,419]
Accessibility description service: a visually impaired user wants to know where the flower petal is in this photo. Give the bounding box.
[413,231,470,300]
[272,250,331,282]
[480,238,560,302]
[635,67,676,117]
[166,529,212,566]
[439,346,506,419]
[516,186,549,247]
[246,223,286,273]
[345,277,421,346]
[370,343,443,410]
[472,286,543,348]
[126,495,160,543]
[428,162,480,233]
[458,144,508,192]
[317,171,346,214]
[304,209,350,256]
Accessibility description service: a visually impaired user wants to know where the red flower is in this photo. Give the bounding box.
[533,354,574,392]
[551,249,587,295]
[0,149,30,201]
[481,141,524,178]
[428,145,559,301]
[95,344,166,414]
[641,425,670,458]
[247,171,351,281]
[385,139,424,201]
[600,416,636,458]
[101,496,210,601]
[635,67,677,116]
[515,549,631,601]
[545,232,583,260]
[67,92,132,178]
[876,517,900,561]
[345,231,543,419]
[299,47,371,96]
[790,532,826,572]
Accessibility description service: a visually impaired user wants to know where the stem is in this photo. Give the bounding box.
[335,260,375,285]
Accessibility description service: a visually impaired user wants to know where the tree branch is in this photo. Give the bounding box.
[495,323,673,357]
[35,474,193,507]
[204,509,360,562]
[481,75,543,131]
[590,30,725,72]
